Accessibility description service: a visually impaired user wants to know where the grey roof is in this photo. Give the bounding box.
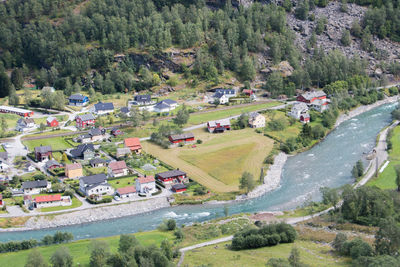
[120,107,129,114]
[70,144,94,158]
[208,118,231,127]
[134,95,151,102]
[45,160,61,169]
[86,182,111,191]
[90,158,107,165]
[89,128,102,136]
[94,102,114,111]
[156,170,186,179]
[77,113,95,121]
[169,132,194,141]
[172,184,187,190]
[0,152,8,160]
[34,145,52,154]
[249,112,261,119]
[215,89,235,95]
[22,180,48,189]
[69,94,87,101]
[213,92,225,98]
[80,173,107,186]
[291,102,308,112]
[80,133,91,139]
[301,90,326,100]
[160,99,177,105]
[154,102,170,110]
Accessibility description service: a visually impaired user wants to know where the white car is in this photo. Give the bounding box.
[114,196,120,201]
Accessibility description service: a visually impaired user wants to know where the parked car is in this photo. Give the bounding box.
[114,196,120,201]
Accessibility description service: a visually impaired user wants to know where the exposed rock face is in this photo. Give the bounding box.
[286,2,400,75]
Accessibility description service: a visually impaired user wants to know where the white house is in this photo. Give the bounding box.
[22,180,51,195]
[310,99,328,112]
[116,186,136,198]
[213,89,236,104]
[34,195,72,209]
[79,173,114,196]
[136,176,156,195]
[108,161,128,177]
[248,112,266,128]
[153,99,178,113]
[91,102,115,115]
[288,102,309,119]
[15,118,36,132]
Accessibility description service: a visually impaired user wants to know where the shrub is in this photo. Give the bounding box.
[196,139,202,144]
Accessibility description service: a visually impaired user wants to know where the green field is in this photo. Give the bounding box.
[0,230,174,266]
[108,176,136,189]
[187,101,281,125]
[40,197,82,212]
[22,136,73,151]
[367,125,400,189]
[182,240,350,267]
[263,110,303,142]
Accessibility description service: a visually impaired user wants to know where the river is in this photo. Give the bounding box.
[0,102,396,242]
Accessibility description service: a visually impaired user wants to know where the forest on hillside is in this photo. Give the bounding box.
[0,0,399,101]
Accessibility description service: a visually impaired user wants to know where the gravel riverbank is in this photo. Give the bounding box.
[1,197,170,232]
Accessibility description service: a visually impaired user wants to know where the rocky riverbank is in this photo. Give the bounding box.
[1,197,170,232]
[335,95,399,127]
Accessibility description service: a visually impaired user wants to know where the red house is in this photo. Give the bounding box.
[46,116,59,127]
[0,194,3,206]
[296,90,327,104]
[76,113,96,129]
[242,89,254,96]
[168,133,195,144]
[0,106,34,117]
[171,184,187,193]
[207,119,231,133]
[34,145,52,161]
[156,170,187,187]
[111,128,124,136]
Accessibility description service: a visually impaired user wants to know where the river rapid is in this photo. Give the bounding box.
[0,102,396,242]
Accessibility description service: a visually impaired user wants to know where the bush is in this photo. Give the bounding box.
[267,119,287,131]
[196,139,202,144]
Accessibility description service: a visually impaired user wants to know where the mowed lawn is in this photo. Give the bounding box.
[264,110,303,142]
[108,176,136,189]
[40,197,82,212]
[187,101,282,125]
[22,136,73,151]
[182,240,351,267]
[143,128,274,192]
[0,230,174,267]
[368,125,400,189]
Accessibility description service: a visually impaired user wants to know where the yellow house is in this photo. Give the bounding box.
[65,163,83,179]
[248,112,266,128]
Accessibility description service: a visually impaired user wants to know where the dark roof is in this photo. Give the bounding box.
[120,107,129,114]
[70,144,94,157]
[213,92,225,98]
[169,133,194,141]
[154,102,170,110]
[94,102,114,111]
[160,99,177,105]
[45,160,61,169]
[77,113,95,121]
[80,173,107,186]
[172,184,187,190]
[90,128,102,136]
[22,180,48,189]
[34,145,52,154]
[157,170,186,179]
[215,89,235,95]
[69,94,87,101]
[90,158,107,165]
[134,95,151,102]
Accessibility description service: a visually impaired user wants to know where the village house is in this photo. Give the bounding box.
[70,144,95,160]
[168,133,195,146]
[24,162,36,172]
[45,160,62,170]
[34,194,72,209]
[23,195,33,208]
[78,128,105,143]
[65,163,83,179]
[297,90,328,112]
[288,102,310,123]
[22,180,51,195]
[213,89,236,104]
[90,158,107,168]
[79,173,113,196]
[153,99,178,113]
[248,112,266,128]
[0,194,3,207]
[116,147,132,158]
[207,119,231,133]
[116,186,136,198]
[16,118,36,132]
[46,116,59,127]
[171,184,187,193]
[136,176,156,195]
[111,127,123,136]
[34,145,52,161]
[119,107,130,117]
[155,170,188,188]
[132,94,154,106]
[0,106,33,117]
[68,94,89,106]
[108,161,129,177]
[124,138,142,154]
[0,152,8,162]
[91,102,115,115]
[76,113,96,129]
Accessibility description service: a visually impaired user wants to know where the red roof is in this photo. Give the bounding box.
[117,186,136,195]
[124,138,142,150]
[35,194,61,203]
[109,161,127,172]
[137,176,155,184]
